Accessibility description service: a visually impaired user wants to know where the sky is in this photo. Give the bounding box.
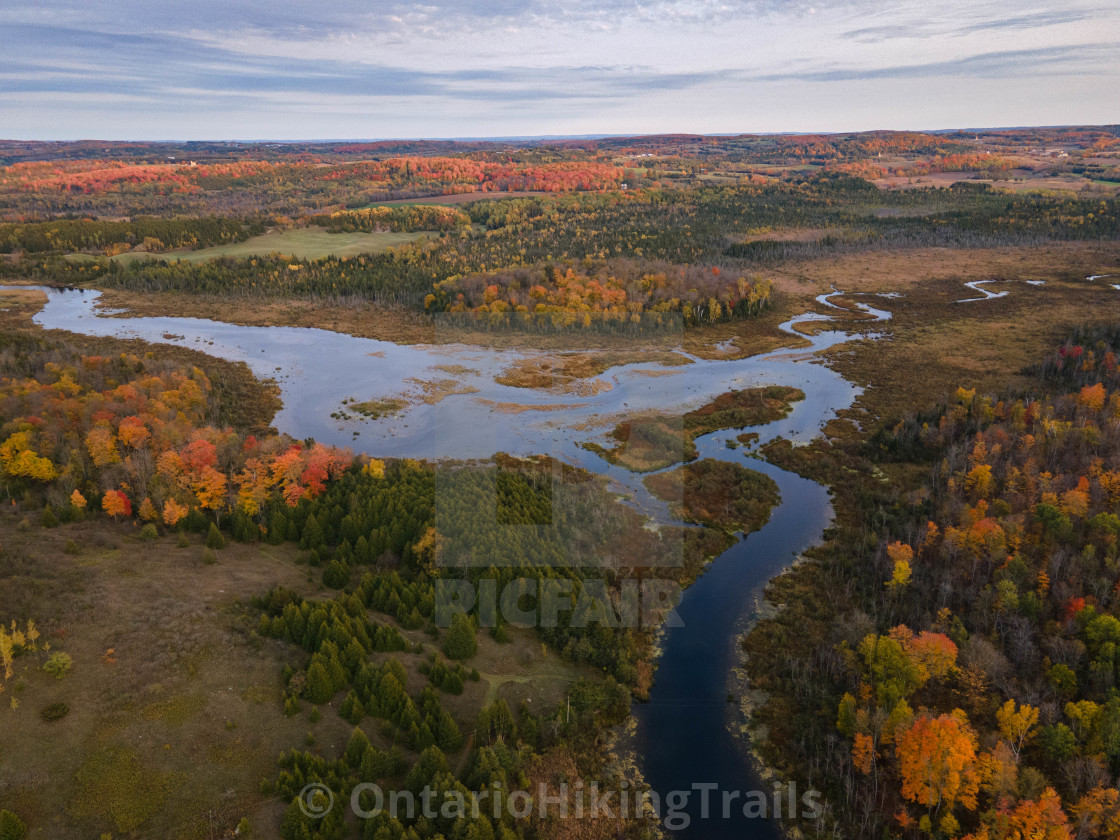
[2,0,1118,140]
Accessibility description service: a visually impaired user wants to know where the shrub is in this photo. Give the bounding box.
[206,523,225,550]
[40,701,70,722]
[0,810,26,840]
[41,506,58,528]
[176,532,190,548]
[63,539,80,555]
[139,523,158,541]
[322,560,349,589]
[185,507,208,533]
[42,651,73,679]
[201,548,217,565]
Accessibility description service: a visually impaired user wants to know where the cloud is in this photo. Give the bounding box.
[1,21,735,109]
[0,0,1117,138]
[743,43,1118,83]
[843,7,1108,43]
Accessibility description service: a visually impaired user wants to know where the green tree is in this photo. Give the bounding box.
[206,522,225,549]
[443,613,477,661]
[345,727,370,768]
[304,661,334,704]
[302,514,324,550]
[323,559,349,590]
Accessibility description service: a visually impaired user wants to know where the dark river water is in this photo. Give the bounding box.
[7,284,891,838]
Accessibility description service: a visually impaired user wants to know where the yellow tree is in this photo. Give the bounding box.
[162,498,188,527]
[138,497,158,522]
[886,542,914,591]
[996,699,1039,760]
[234,458,273,517]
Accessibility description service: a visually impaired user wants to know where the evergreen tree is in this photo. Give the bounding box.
[443,613,477,661]
[359,744,381,782]
[345,727,370,768]
[302,514,324,550]
[278,800,310,840]
[327,656,348,694]
[305,661,334,704]
[323,559,349,589]
[268,509,287,545]
[206,522,225,549]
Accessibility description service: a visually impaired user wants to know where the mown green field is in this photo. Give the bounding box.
[70,227,430,263]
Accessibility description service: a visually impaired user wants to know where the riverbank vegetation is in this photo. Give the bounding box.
[743,325,1120,839]
[644,459,780,533]
[3,146,1118,345]
[494,349,690,391]
[585,385,804,471]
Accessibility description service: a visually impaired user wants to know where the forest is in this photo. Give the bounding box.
[3,176,1117,338]
[743,327,1120,839]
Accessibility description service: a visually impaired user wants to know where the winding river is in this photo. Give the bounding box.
[7,284,890,837]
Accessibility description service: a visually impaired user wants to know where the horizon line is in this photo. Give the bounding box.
[3,123,1119,146]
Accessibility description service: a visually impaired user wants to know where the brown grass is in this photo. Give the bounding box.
[404,377,480,404]
[474,399,587,414]
[768,241,1120,298]
[495,349,691,391]
[814,255,1120,430]
[84,288,811,359]
[0,515,324,838]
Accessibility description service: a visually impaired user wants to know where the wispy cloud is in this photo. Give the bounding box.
[844,7,1108,43]
[747,43,1118,83]
[0,0,1117,138]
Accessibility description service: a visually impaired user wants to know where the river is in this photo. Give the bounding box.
[6,284,889,838]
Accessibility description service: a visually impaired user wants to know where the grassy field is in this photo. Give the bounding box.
[69,227,431,264]
[0,516,322,839]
